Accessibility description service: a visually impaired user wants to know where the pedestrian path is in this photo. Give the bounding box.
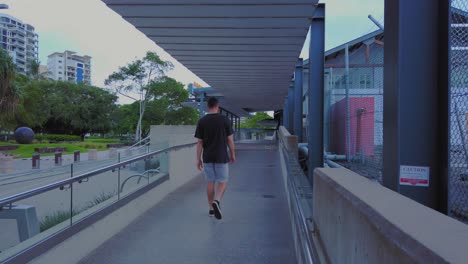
[80,144,295,264]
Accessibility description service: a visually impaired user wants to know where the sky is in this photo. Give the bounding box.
[0,0,384,104]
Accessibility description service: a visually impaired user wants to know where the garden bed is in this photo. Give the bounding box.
[0,145,19,151]
[34,147,67,153]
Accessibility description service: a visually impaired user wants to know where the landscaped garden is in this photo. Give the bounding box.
[0,136,124,159]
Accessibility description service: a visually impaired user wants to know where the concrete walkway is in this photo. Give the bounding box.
[80,144,295,264]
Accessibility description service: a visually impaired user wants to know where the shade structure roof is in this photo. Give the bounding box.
[103,0,319,116]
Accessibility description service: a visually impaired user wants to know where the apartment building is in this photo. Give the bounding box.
[47,50,91,84]
[0,13,39,73]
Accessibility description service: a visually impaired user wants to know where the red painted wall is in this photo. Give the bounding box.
[330,97,375,156]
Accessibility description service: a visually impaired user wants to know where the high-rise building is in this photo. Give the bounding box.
[47,50,91,84]
[0,14,39,73]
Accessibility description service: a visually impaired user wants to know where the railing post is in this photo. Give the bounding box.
[308,4,325,182]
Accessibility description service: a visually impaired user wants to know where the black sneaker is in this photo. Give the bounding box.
[209,209,214,217]
[212,200,222,220]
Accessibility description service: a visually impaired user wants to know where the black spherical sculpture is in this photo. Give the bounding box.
[14,127,35,144]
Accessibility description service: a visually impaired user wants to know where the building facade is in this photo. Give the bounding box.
[0,14,39,74]
[47,50,91,84]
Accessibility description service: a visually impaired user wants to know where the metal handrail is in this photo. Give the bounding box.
[0,142,196,208]
[280,143,315,264]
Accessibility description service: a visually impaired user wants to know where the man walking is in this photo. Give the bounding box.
[195,97,236,220]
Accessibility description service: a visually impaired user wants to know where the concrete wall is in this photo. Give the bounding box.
[149,125,197,147]
[313,168,468,264]
[30,126,200,264]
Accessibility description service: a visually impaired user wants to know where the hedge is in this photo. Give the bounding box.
[35,134,81,142]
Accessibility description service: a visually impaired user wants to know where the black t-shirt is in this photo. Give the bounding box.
[194,113,234,163]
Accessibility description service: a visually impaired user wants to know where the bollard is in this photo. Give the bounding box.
[0,155,13,174]
[54,152,62,166]
[74,150,80,162]
[32,153,40,169]
[108,148,118,159]
[88,149,98,161]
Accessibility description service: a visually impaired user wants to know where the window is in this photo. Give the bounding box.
[359,74,372,89]
[333,75,342,89]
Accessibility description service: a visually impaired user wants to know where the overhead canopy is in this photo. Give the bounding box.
[103,0,319,116]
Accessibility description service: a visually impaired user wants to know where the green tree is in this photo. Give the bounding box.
[42,81,118,136]
[241,112,273,129]
[111,77,198,137]
[105,51,173,141]
[0,48,19,118]
[5,80,117,136]
[26,59,41,79]
[110,103,138,136]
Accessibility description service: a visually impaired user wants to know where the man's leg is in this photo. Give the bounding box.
[207,182,215,209]
[214,182,227,202]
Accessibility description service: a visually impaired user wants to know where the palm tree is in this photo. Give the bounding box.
[0,48,19,117]
[26,59,40,79]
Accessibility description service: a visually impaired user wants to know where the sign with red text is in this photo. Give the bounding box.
[399,166,430,187]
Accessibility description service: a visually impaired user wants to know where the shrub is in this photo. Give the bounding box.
[40,210,78,232]
[35,134,81,142]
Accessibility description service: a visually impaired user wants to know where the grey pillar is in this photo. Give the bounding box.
[199,92,205,118]
[288,85,294,134]
[294,59,304,142]
[383,0,449,211]
[284,99,289,131]
[308,4,325,181]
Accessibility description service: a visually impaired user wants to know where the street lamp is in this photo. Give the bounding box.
[0,4,8,9]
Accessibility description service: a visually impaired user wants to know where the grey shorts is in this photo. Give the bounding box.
[203,163,229,182]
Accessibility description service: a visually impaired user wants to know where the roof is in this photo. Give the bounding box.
[102,0,319,116]
[324,29,384,58]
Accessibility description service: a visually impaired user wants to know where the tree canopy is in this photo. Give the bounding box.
[0,48,19,117]
[105,51,174,141]
[1,78,118,135]
[240,112,274,129]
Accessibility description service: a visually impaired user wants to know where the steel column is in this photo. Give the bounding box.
[383,0,449,211]
[288,85,294,134]
[308,4,325,182]
[294,59,304,142]
[199,92,205,118]
[284,99,289,131]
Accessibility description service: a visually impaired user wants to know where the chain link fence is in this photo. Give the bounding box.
[449,0,468,224]
[320,31,385,183]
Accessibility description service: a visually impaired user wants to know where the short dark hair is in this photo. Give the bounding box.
[207,97,219,108]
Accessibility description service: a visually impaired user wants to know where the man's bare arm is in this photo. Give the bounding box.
[196,139,203,170]
[227,135,236,163]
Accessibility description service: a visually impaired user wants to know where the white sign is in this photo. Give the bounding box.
[399,166,430,187]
